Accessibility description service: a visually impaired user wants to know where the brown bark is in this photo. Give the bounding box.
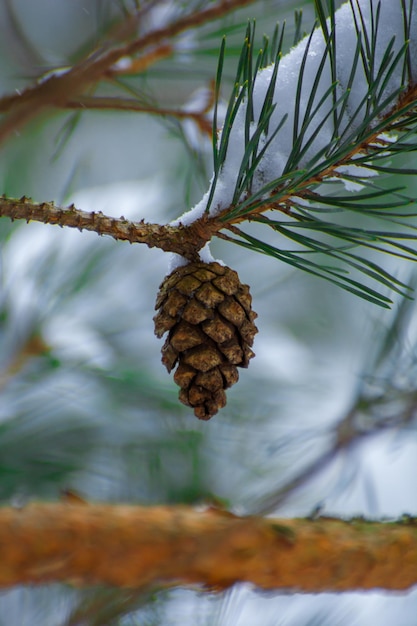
[0,196,218,261]
[0,503,416,591]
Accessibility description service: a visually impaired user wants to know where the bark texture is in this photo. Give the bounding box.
[0,196,215,261]
[0,503,416,591]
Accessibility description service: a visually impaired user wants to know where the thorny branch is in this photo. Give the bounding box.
[0,196,218,262]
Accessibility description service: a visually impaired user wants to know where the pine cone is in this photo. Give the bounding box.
[154,261,258,420]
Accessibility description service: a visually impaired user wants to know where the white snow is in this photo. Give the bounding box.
[167,243,223,273]
[170,190,209,228]
[182,86,212,114]
[172,0,416,232]
[198,242,217,264]
[332,164,379,191]
[111,56,133,72]
[167,253,190,273]
[169,190,224,271]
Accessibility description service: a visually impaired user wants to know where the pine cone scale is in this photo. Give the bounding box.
[173,363,196,388]
[161,341,178,373]
[195,283,225,307]
[219,363,239,387]
[170,321,205,352]
[182,299,213,323]
[154,261,258,419]
[212,274,240,295]
[202,315,235,343]
[183,344,223,372]
[218,337,243,364]
[195,367,223,391]
[175,275,202,295]
[163,291,188,317]
[218,298,247,327]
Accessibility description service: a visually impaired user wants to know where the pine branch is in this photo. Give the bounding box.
[1,0,417,307]
[63,95,213,136]
[0,196,217,261]
[0,503,416,591]
[0,0,257,144]
[196,2,417,306]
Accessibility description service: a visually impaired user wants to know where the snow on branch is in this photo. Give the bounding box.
[200,0,417,216]
[1,1,417,305]
[167,0,417,306]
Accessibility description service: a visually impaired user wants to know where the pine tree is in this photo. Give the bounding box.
[0,1,416,623]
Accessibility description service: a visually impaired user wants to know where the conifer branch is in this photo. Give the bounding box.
[0,196,218,261]
[1,0,417,308]
[198,4,417,306]
[64,95,213,136]
[0,0,257,144]
[0,503,416,592]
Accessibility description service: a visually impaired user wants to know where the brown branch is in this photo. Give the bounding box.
[0,502,416,591]
[0,0,257,143]
[0,195,219,261]
[2,89,417,260]
[106,43,174,77]
[64,95,213,136]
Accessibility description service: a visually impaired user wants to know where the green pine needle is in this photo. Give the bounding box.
[207,5,417,307]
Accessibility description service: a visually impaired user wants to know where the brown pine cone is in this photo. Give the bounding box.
[153,261,258,420]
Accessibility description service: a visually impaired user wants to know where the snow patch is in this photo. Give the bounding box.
[170,193,208,227]
[168,253,189,273]
[172,0,416,226]
[164,0,416,277]
[333,164,379,191]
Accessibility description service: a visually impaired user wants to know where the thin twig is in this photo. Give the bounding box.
[65,95,213,136]
[251,390,417,515]
[0,333,50,391]
[106,43,174,76]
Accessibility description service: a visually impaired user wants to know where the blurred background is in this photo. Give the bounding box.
[0,0,416,624]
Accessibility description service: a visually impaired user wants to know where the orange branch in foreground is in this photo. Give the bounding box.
[0,503,416,592]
